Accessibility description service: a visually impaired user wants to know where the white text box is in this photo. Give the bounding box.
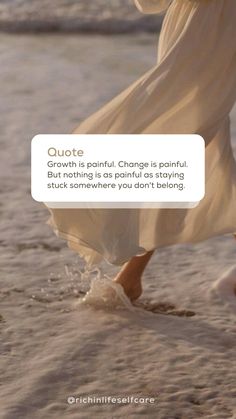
[31,134,205,208]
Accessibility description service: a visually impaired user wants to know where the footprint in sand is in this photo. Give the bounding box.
[78,278,196,316]
[134,301,196,317]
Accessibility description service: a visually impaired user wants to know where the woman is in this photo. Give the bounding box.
[47,0,236,302]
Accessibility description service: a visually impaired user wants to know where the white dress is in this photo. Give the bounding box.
[47,0,236,265]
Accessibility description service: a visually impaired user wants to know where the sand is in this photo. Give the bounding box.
[1,33,236,419]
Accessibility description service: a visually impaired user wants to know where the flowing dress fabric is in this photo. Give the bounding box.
[134,0,172,14]
[47,0,236,265]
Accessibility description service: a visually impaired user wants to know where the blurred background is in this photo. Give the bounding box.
[0,0,162,32]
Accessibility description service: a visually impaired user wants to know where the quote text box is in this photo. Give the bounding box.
[31,134,205,208]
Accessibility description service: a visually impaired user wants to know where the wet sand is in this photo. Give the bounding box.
[1,33,236,418]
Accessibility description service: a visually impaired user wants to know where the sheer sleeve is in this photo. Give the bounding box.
[134,0,172,14]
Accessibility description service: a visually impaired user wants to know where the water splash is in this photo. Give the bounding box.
[79,276,135,312]
[69,261,136,312]
[32,259,136,312]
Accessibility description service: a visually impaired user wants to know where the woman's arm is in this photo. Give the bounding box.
[134,0,172,14]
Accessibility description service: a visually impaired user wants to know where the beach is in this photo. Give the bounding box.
[1,29,236,419]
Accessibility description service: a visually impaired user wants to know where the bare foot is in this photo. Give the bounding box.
[112,251,154,302]
[113,275,143,302]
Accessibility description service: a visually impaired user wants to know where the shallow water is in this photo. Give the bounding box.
[0,0,162,33]
[1,31,236,306]
[1,33,236,418]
